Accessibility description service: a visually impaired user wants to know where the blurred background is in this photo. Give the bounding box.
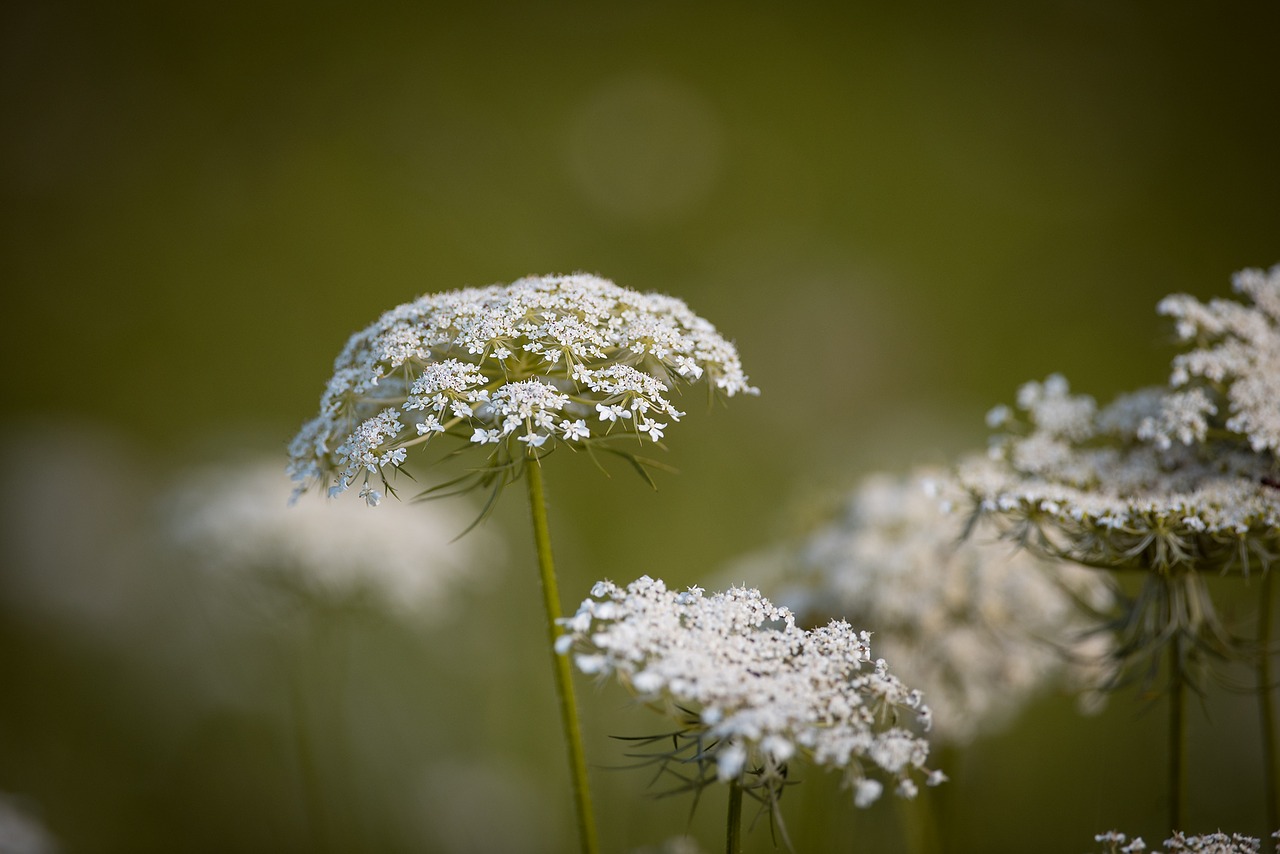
[2,2,1277,852]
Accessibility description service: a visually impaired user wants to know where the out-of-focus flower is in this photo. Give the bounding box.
[726,468,1115,744]
[0,794,58,854]
[169,459,500,616]
[557,576,942,810]
[288,273,756,502]
[0,425,156,635]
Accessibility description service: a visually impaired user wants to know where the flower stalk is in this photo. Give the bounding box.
[725,779,743,854]
[1260,571,1279,832]
[526,458,598,854]
[1167,633,1187,831]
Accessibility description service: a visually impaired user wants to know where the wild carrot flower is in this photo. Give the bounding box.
[961,265,1280,830]
[727,469,1115,744]
[558,576,942,812]
[1095,830,1150,854]
[169,459,499,615]
[288,273,756,854]
[963,266,1280,579]
[961,373,1280,578]
[1095,830,1273,854]
[957,369,1277,701]
[287,273,756,503]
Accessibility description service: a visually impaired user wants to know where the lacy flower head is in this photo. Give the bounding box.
[726,469,1115,745]
[960,267,1280,694]
[962,375,1280,689]
[168,459,500,616]
[1094,830,1273,854]
[556,576,942,813]
[964,372,1280,578]
[287,273,756,503]
[963,266,1280,578]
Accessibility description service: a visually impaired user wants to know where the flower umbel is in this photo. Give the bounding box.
[960,266,1280,830]
[959,371,1277,684]
[962,267,1280,580]
[557,576,941,816]
[1094,830,1274,854]
[287,273,756,503]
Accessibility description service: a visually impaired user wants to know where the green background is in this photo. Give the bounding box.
[2,2,1277,852]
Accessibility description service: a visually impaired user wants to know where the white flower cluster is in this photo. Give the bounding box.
[288,273,756,501]
[964,267,1280,577]
[730,469,1115,744]
[961,266,1280,701]
[169,460,499,615]
[1095,830,1274,854]
[1154,264,1280,455]
[961,372,1280,576]
[556,575,942,807]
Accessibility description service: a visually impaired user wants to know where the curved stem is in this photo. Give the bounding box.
[525,459,599,854]
[1167,632,1187,830]
[1259,571,1278,832]
[725,779,743,854]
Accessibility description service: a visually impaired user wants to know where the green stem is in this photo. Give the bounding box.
[1259,571,1279,832]
[1168,633,1187,830]
[725,779,743,854]
[525,459,599,854]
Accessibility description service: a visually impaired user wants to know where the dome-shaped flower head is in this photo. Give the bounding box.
[287,273,756,503]
[726,469,1116,745]
[556,576,943,810]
